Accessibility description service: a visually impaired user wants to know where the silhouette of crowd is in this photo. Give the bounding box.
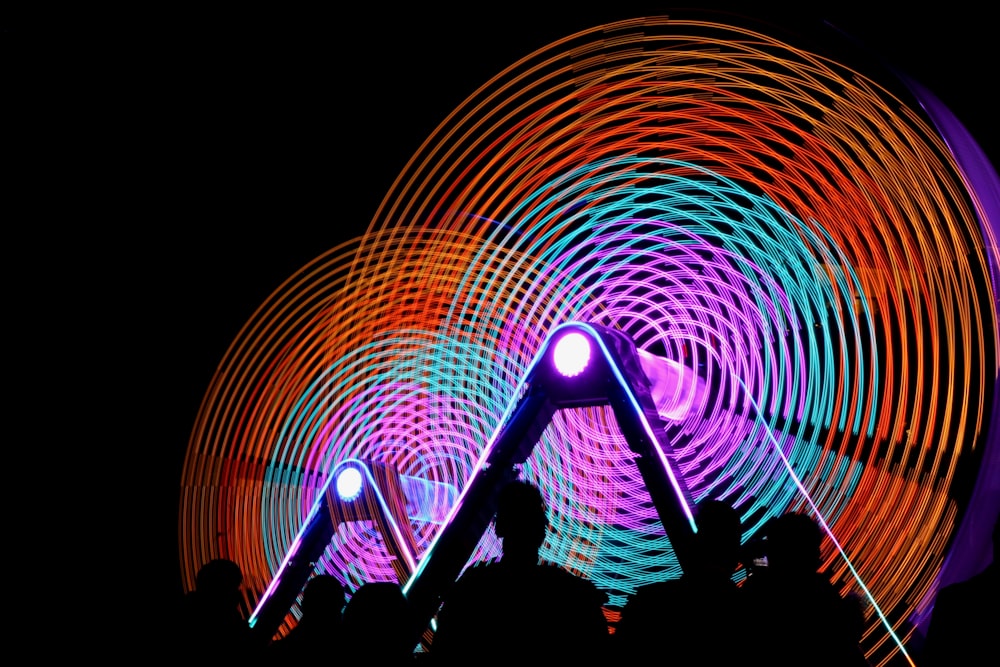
[429,479,610,664]
[613,498,746,664]
[172,479,997,665]
[265,574,344,661]
[738,511,869,666]
[170,556,267,663]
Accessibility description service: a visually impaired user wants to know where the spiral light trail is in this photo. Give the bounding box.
[179,15,998,665]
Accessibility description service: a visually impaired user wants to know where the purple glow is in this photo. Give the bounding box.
[637,348,707,421]
[900,72,1000,635]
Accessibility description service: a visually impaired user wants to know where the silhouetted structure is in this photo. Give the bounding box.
[429,479,609,664]
[921,510,999,666]
[740,511,868,666]
[266,573,345,661]
[614,498,747,663]
[172,558,262,662]
[341,581,418,664]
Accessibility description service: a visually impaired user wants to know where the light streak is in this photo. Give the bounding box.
[178,14,997,662]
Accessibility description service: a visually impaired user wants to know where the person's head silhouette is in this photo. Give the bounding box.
[176,558,255,659]
[299,573,345,622]
[692,499,743,577]
[494,479,549,565]
[194,558,244,611]
[342,581,415,660]
[763,511,823,576]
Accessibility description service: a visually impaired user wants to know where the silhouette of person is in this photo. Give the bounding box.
[341,581,418,664]
[266,573,345,661]
[613,498,747,664]
[921,510,999,666]
[172,558,261,662]
[429,479,610,665]
[740,511,868,667]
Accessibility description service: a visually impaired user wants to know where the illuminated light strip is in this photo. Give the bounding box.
[741,381,916,667]
[402,320,699,639]
[250,458,422,629]
[401,361,537,594]
[404,321,698,594]
[249,480,328,622]
[573,322,698,532]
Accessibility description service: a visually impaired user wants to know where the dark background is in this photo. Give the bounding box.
[29,3,994,644]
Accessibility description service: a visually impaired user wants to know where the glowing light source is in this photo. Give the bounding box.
[552,331,591,377]
[336,467,363,501]
[250,459,423,640]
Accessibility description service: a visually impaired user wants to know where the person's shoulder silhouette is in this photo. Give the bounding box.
[341,581,417,664]
[430,479,609,665]
[614,498,746,663]
[921,510,998,666]
[266,573,345,661]
[740,511,868,667]
[173,558,260,662]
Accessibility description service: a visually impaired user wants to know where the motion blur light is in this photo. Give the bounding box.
[553,331,591,377]
[251,458,422,639]
[336,467,363,501]
[253,321,698,646]
[403,321,698,637]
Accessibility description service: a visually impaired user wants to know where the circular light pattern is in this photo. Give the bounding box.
[179,14,998,666]
[553,331,591,377]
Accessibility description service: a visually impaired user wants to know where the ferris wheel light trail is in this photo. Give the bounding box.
[741,380,916,666]
[249,459,425,636]
[403,321,700,634]
[180,14,998,664]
